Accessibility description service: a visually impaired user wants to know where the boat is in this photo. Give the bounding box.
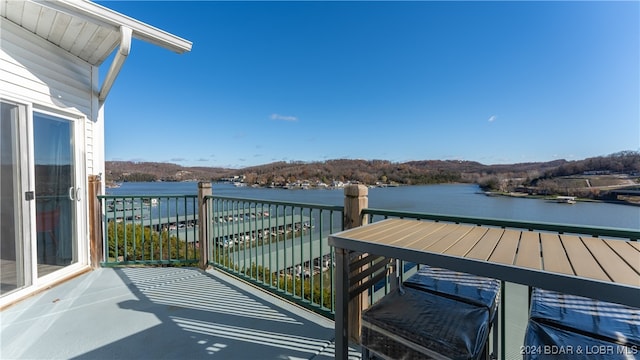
[555,196,576,204]
[142,198,159,206]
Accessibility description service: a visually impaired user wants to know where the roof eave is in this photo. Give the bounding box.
[33,0,192,55]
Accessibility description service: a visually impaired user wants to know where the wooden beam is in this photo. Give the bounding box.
[88,175,103,268]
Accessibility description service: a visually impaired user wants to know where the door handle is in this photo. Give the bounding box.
[69,187,81,201]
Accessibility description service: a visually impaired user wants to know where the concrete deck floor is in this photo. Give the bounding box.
[1,267,361,360]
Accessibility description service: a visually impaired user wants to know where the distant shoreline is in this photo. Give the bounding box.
[482,191,640,207]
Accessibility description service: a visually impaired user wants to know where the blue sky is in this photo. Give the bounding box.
[99,1,639,169]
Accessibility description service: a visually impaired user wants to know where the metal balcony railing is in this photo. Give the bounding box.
[99,194,199,266]
[205,195,344,317]
[97,188,639,360]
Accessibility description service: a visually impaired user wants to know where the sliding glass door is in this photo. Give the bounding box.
[34,112,78,277]
[0,102,29,296]
[0,102,83,299]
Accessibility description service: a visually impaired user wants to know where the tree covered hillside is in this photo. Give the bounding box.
[106,151,639,192]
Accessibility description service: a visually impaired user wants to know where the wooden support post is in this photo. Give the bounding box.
[198,182,212,269]
[343,184,369,344]
[344,184,368,230]
[88,175,103,268]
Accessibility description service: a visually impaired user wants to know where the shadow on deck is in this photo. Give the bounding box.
[1,267,361,359]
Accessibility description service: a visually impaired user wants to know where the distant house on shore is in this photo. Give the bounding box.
[1,1,191,308]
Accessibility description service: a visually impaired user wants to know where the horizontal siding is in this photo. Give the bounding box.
[0,18,93,118]
[1,17,91,81]
[0,40,90,95]
[86,118,95,175]
[0,65,90,112]
[1,16,104,181]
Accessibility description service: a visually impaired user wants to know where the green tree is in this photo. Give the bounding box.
[107,222,198,263]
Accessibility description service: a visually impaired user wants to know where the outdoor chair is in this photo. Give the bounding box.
[361,265,501,360]
[524,288,640,360]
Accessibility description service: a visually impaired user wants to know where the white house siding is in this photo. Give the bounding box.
[0,17,101,177]
[92,95,106,181]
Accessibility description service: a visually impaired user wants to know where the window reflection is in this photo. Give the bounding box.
[34,112,76,275]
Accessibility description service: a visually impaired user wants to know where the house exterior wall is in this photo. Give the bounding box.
[0,18,103,178]
[1,18,102,305]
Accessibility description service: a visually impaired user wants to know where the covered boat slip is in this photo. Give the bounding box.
[160,213,312,244]
[221,236,333,275]
[104,205,312,243]
[328,218,640,360]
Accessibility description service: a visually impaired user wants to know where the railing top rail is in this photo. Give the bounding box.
[96,193,637,239]
[98,194,197,199]
[363,208,640,240]
[206,195,345,212]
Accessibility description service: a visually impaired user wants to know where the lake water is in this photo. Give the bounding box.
[107,182,640,230]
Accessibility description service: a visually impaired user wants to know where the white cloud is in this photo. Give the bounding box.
[270,113,298,122]
[488,115,497,122]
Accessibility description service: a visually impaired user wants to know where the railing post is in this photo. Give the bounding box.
[343,184,368,345]
[198,182,212,269]
[88,175,103,268]
[344,184,368,230]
